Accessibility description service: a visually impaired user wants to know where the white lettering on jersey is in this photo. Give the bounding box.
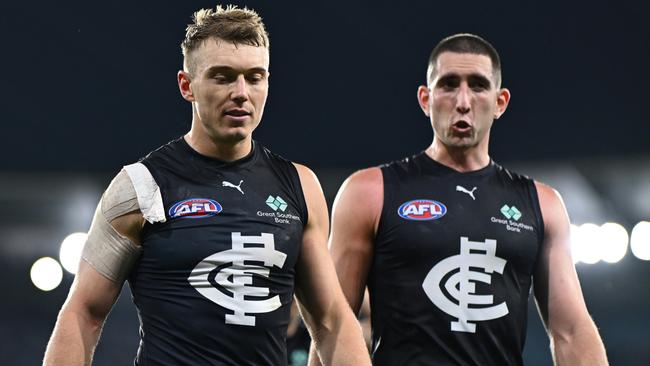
[176,203,217,216]
[422,237,509,333]
[188,232,287,326]
[403,204,442,216]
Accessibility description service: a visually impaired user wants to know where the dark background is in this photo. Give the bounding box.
[1,0,649,365]
[3,0,649,172]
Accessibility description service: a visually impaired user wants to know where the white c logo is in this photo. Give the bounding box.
[422,237,509,333]
[188,232,287,326]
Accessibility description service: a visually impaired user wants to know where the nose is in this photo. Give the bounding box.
[456,83,471,114]
[231,74,248,104]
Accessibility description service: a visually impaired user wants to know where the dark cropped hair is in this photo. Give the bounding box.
[427,33,502,88]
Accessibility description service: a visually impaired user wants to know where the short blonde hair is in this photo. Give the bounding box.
[181,5,269,74]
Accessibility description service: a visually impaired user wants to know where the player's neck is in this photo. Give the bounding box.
[184,131,252,162]
[426,140,490,173]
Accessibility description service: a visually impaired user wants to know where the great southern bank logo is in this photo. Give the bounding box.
[500,205,522,221]
[266,195,288,212]
[169,198,222,219]
[398,199,447,221]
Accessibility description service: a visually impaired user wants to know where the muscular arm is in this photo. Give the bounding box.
[329,169,382,312]
[533,182,608,366]
[43,172,145,366]
[292,164,371,366]
[308,168,382,365]
[43,253,126,364]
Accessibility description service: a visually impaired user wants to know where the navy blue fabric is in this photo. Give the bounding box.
[128,137,307,366]
[370,152,544,366]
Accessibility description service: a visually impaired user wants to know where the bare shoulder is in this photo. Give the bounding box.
[336,167,383,204]
[534,180,566,210]
[291,163,326,200]
[292,163,320,186]
[534,181,563,206]
[341,167,383,194]
[336,167,383,211]
[333,167,384,232]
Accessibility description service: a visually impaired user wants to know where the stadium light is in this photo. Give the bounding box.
[600,223,628,263]
[30,257,63,291]
[575,223,602,264]
[631,221,650,261]
[59,232,88,274]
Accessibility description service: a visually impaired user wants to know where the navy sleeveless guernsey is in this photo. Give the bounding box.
[128,137,308,365]
[369,152,544,366]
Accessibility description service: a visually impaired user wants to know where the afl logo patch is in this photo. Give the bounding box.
[398,199,447,221]
[169,198,222,219]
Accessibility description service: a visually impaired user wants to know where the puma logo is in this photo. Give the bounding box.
[456,185,477,200]
[223,180,244,195]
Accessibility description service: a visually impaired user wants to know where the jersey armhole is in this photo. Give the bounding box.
[288,163,309,228]
[375,166,391,242]
[527,180,546,249]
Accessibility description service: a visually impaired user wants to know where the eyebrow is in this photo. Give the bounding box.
[205,65,268,75]
[436,72,492,87]
[467,74,492,86]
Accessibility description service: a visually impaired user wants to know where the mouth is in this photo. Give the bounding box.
[451,120,472,134]
[223,108,252,124]
[224,108,251,117]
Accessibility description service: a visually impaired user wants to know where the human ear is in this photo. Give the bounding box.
[494,88,511,119]
[417,85,431,117]
[177,70,194,102]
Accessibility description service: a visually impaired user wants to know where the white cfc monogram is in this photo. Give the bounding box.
[188,232,287,326]
[422,237,509,333]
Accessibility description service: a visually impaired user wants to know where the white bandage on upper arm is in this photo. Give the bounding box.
[123,162,166,224]
[101,169,140,222]
[82,203,142,283]
[81,164,165,283]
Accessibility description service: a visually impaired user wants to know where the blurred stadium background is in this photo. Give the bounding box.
[2,0,649,364]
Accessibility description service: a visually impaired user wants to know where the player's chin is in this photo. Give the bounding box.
[218,126,254,143]
[446,136,478,148]
[212,118,260,143]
